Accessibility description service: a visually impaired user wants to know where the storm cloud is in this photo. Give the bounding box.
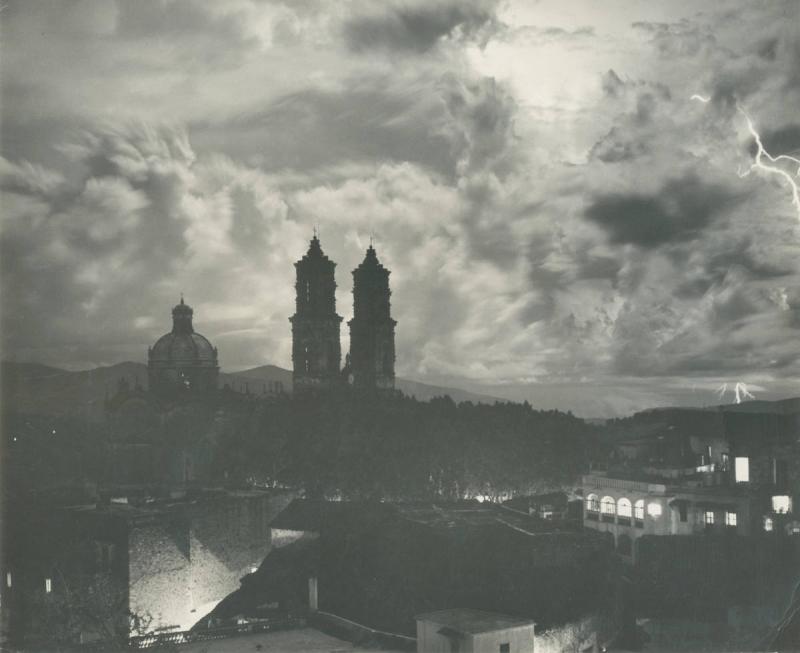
[2,0,800,416]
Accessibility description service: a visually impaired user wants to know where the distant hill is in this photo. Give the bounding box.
[1,361,501,418]
[600,396,800,444]
[219,365,501,404]
[1,361,148,420]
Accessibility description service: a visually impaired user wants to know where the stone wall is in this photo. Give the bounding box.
[128,490,297,633]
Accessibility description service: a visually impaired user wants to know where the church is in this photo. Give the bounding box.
[109,233,396,408]
[290,234,397,393]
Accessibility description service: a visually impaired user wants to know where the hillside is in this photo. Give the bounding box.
[1,361,501,418]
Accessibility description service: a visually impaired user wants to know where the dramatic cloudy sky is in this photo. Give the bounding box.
[2,0,800,416]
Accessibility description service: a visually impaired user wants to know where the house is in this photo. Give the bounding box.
[415,609,535,653]
[582,471,752,559]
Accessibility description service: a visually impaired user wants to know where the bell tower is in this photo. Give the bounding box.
[290,235,343,392]
[348,245,396,391]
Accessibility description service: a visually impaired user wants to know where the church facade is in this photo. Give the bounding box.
[291,236,397,393]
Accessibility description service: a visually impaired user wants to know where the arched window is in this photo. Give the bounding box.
[618,498,632,518]
[634,499,645,520]
[586,493,599,512]
[601,496,616,515]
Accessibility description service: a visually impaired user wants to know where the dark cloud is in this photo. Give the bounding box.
[632,19,716,58]
[193,76,457,177]
[343,1,501,53]
[584,174,741,248]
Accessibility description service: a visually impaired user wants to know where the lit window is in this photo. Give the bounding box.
[647,502,662,518]
[772,496,792,514]
[726,511,737,527]
[45,578,52,593]
[735,457,750,483]
[721,453,729,472]
[617,498,632,518]
[586,494,599,512]
[634,500,645,520]
[790,522,800,535]
[601,496,616,515]
[705,511,715,525]
[5,572,10,588]
[764,517,774,532]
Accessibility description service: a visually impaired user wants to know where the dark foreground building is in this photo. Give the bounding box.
[0,486,296,648]
[199,500,627,651]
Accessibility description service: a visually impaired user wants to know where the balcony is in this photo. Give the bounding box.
[601,514,615,524]
[586,512,599,522]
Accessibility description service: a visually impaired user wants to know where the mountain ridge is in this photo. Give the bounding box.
[0,360,503,418]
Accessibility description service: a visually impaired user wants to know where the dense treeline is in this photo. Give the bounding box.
[3,390,601,501]
[214,391,599,500]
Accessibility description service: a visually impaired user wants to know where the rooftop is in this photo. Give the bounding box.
[415,608,535,634]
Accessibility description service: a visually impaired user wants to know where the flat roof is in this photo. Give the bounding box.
[415,609,535,634]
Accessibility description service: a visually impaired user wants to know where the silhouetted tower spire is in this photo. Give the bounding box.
[290,235,343,391]
[348,245,396,390]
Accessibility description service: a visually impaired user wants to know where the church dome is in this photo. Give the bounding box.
[148,297,219,396]
[149,332,217,365]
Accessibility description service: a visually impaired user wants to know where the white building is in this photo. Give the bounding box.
[582,472,752,560]
[415,609,536,653]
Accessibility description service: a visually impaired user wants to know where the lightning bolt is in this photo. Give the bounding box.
[734,382,755,404]
[716,381,756,404]
[691,94,800,220]
[737,104,800,221]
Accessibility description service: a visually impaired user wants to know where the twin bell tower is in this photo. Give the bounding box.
[290,235,397,393]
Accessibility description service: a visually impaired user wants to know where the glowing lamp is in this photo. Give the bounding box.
[647,502,662,518]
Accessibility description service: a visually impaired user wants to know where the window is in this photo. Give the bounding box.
[704,511,715,525]
[721,453,730,472]
[5,572,10,588]
[764,517,774,532]
[790,522,800,536]
[725,511,737,527]
[647,502,662,518]
[634,500,645,520]
[600,496,616,515]
[617,498,632,518]
[500,645,510,653]
[772,496,792,514]
[735,457,750,483]
[586,494,599,512]
[45,578,52,593]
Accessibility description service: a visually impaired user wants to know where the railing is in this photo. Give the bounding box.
[128,616,306,649]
